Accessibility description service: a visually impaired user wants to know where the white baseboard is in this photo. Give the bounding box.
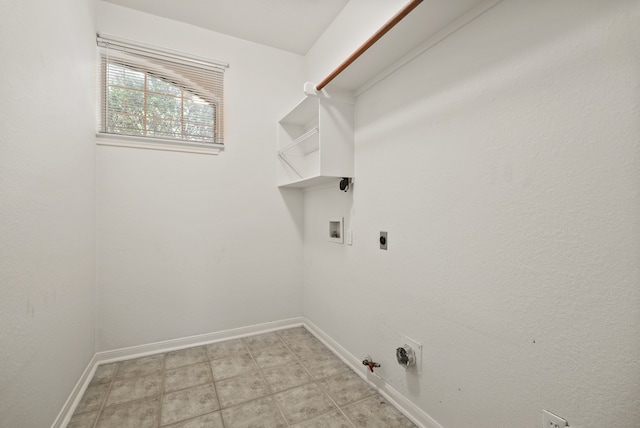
[304,319,443,428]
[53,316,441,428]
[52,317,304,428]
[51,353,98,428]
[95,317,305,365]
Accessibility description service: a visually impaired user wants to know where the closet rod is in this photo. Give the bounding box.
[315,0,424,91]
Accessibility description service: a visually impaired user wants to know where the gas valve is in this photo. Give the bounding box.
[362,356,381,373]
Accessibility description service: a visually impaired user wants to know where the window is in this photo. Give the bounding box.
[97,34,228,153]
[104,62,215,142]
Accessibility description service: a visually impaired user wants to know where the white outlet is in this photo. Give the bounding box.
[543,410,567,428]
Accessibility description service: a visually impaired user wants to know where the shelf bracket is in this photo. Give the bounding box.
[277,152,303,179]
[303,83,355,104]
[277,127,319,154]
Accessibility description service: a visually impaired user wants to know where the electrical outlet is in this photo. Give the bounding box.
[543,410,567,428]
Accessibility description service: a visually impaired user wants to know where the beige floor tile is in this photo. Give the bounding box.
[90,363,118,386]
[72,337,416,428]
[251,344,297,369]
[242,332,283,350]
[206,339,248,360]
[286,337,329,359]
[115,354,164,379]
[162,411,224,428]
[299,352,350,380]
[274,382,337,425]
[161,383,220,426]
[164,361,213,393]
[210,353,257,380]
[95,397,160,428]
[105,373,162,407]
[318,371,376,406]
[215,373,269,408]
[74,383,109,415]
[67,410,98,428]
[261,362,313,393]
[276,327,315,344]
[343,395,416,428]
[290,409,352,428]
[165,346,208,370]
[221,397,287,428]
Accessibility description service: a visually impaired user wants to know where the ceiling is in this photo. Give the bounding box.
[101,0,350,55]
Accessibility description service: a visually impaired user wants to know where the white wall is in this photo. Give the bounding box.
[96,3,306,351]
[304,0,406,83]
[0,0,98,426]
[303,1,640,427]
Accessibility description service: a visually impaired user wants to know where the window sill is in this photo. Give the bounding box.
[96,133,224,155]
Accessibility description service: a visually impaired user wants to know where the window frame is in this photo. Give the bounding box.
[96,33,228,155]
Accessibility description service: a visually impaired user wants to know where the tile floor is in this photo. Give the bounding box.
[68,327,417,428]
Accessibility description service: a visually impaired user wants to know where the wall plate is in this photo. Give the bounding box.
[329,217,343,244]
[400,335,422,376]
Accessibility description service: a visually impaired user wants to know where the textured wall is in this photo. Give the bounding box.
[0,0,98,426]
[303,1,640,427]
[304,0,406,83]
[96,3,306,351]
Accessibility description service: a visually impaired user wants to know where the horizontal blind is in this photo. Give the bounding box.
[97,34,228,145]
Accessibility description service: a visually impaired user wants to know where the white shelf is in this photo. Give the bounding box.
[280,96,318,125]
[276,96,353,188]
[275,2,498,188]
[277,174,346,189]
[277,127,319,155]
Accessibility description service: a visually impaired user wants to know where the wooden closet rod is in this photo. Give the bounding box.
[315,0,424,91]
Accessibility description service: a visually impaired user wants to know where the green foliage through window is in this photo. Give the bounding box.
[105,62,216,143]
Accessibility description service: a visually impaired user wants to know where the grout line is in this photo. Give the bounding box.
[211,332,338,425]
[90,362,119,428]
[246,335,292,427]
[278,330,358,428]
[158,352,166,426]
[158,361,211,394]
[342,394,379,409]
[211,340,272,408]
[316,387,359,428]
[308,366,358,428]
[80,328,381,428]
[161,348,223,426]
[291,328,378,428]
[207,355,224,428]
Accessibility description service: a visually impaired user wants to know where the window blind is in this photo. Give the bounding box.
[97,34,228,146]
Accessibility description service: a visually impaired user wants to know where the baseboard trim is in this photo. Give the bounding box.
[52,317,304,427]
[304,319,443,428]
[51,353,98,428]
[95,317,305,365]
[53,317,442,428]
